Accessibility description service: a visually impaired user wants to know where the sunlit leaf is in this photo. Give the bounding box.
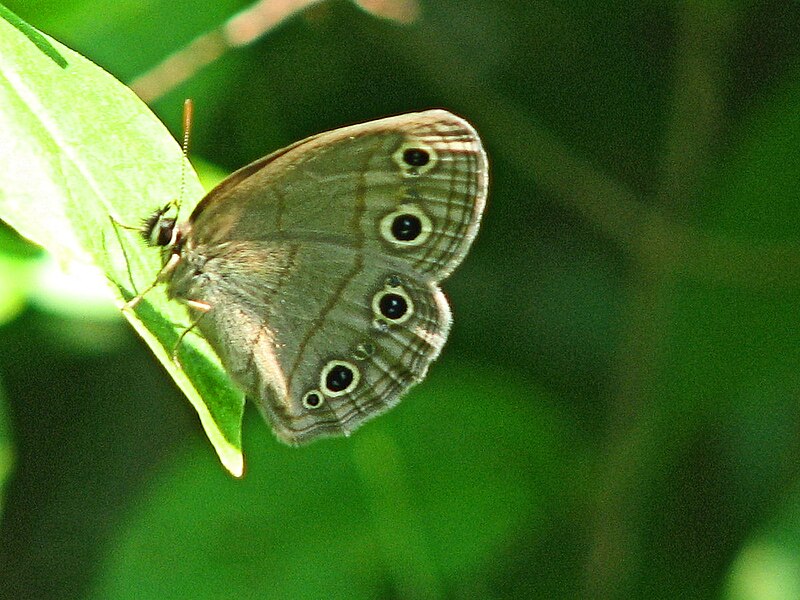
[0,9,244,475]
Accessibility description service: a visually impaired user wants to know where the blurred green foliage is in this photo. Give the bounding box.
[1,1,800,599]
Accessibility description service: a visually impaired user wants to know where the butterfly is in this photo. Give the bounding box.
[136,110,487,445]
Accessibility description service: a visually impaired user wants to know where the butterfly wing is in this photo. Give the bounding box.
[171,110,487,444]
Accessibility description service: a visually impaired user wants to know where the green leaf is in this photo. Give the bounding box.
[0,2,67,68]
[0,8,244,475]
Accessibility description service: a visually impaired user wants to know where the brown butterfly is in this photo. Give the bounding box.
[138,110,487,444]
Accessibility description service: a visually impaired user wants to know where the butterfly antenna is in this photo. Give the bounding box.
[175,97,194,216]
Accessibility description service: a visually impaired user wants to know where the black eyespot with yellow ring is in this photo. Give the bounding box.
[319,360,360,397]
[372,279,414,326]
[393,140,437,175]
[302,390,324,410]
[379,204,433,247]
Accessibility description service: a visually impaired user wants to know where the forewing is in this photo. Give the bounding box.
[188,110,487,281]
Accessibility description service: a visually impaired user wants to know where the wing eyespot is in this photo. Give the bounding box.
[320,360,360,397]
[379,204,433,247]
[302,390,324,409]
[371,278,414,326]
[393,140,438,175]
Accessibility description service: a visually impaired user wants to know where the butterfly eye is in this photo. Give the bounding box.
[302,390,324,410]
[320,360,360,397]
[380,204,432,247]
[153,219,177,247]
[140,203,178,248]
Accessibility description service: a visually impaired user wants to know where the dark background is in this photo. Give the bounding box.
[2,1,800,598]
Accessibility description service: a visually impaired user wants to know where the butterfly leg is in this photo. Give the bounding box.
[170,300,212,364]
[108,213,183,309]
[108,212,144,232]
[123,252,183,310]
[107,214,143,297]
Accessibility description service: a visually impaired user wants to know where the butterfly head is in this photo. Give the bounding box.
[141,203,180,248]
